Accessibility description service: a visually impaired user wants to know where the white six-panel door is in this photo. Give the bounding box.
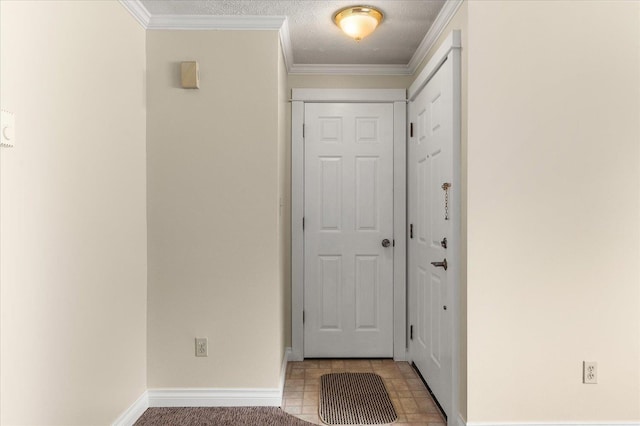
[409,57,454,415]
[304,103,394,358]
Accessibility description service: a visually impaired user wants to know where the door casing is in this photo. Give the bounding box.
[291,89,407,362]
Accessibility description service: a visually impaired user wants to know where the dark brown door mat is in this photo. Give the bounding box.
[319,372,398,425]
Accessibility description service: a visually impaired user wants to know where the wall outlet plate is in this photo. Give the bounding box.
[1,109,15,148]
[195,337,208,357]
[583,361,597,384]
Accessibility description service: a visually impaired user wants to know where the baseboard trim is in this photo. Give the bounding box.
[457,413,467,426]
[113,347,292,420]
[111,391,149,426]
[279,347,293,398]
[148,388,282,407]
[465,422,640,426]
[148,347,293,408]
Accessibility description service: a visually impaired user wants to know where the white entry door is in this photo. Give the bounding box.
[408,58,454,415]
[304,103,394,358]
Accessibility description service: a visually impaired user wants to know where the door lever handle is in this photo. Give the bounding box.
[431,259,448,271]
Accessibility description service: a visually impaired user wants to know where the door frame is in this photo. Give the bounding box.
[407,30,462,426]
[291,88,407,362]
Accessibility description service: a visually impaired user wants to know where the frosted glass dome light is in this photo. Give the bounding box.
[333,6,384,41]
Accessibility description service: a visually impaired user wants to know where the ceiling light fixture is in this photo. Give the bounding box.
[333,5,384,42]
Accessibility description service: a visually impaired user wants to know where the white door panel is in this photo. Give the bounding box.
[409,59,453,416]
[304,103,394,358]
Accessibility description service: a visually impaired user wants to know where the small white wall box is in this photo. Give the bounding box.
[181,61,200,89]
[1,109,15,148]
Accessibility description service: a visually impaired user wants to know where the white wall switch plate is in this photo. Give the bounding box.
[181,61,199,89]
[1,110,15,148]
[195,337,208,357]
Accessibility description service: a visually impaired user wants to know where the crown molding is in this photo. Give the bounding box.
[279,18,294,72]
[146,14,286,30]
[288,63,412,76]
[147,15,287,30]
[407,0,464,73]
[118,0,464,76]
[119,0,151,28]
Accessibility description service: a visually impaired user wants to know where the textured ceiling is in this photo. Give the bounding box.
[139,0,446,65]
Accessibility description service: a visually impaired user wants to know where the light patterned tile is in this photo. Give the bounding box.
[303,391,319,404]
[285,385,304,392]
[290,369,305,379]
[376,368,403,379]
[289,361,306,369]
[395,413,408,423]
[285,398,303,407]
[304,383,320,391]
[405,413,445,422]
[283,405,302,415]
[305,369,331,379]
[411,389,430,398]
[406,378,426,390]
[317,360,332,369]
[301,405,318,414]
[382,378,395,390]
[298,414,320,424]
[396,390,414,398]
[399,397,419,414]
[283,391,303,399]
[331,360,345,369]
[391,378,409,390]
[391,398,403,414]
[300,360,319,369]
[343,359,372,368]
[283,359,441,426]
[397,362,414,371]
[415,397,438,413]
[403,371,420,379]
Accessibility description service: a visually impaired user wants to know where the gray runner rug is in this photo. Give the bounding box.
[319,372,398,425]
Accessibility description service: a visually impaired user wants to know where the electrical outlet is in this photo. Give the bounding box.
[1,110,16,148]
[195,338,208,357]
[583,361,597,384]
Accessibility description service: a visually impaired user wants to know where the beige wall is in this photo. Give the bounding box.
[4,2,638,423]
[466,1,640,422]
[278,45,291,353]
[0,1,148,424]
[146,30,285,389]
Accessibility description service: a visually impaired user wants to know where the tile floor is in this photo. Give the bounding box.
[282,359,446,426]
